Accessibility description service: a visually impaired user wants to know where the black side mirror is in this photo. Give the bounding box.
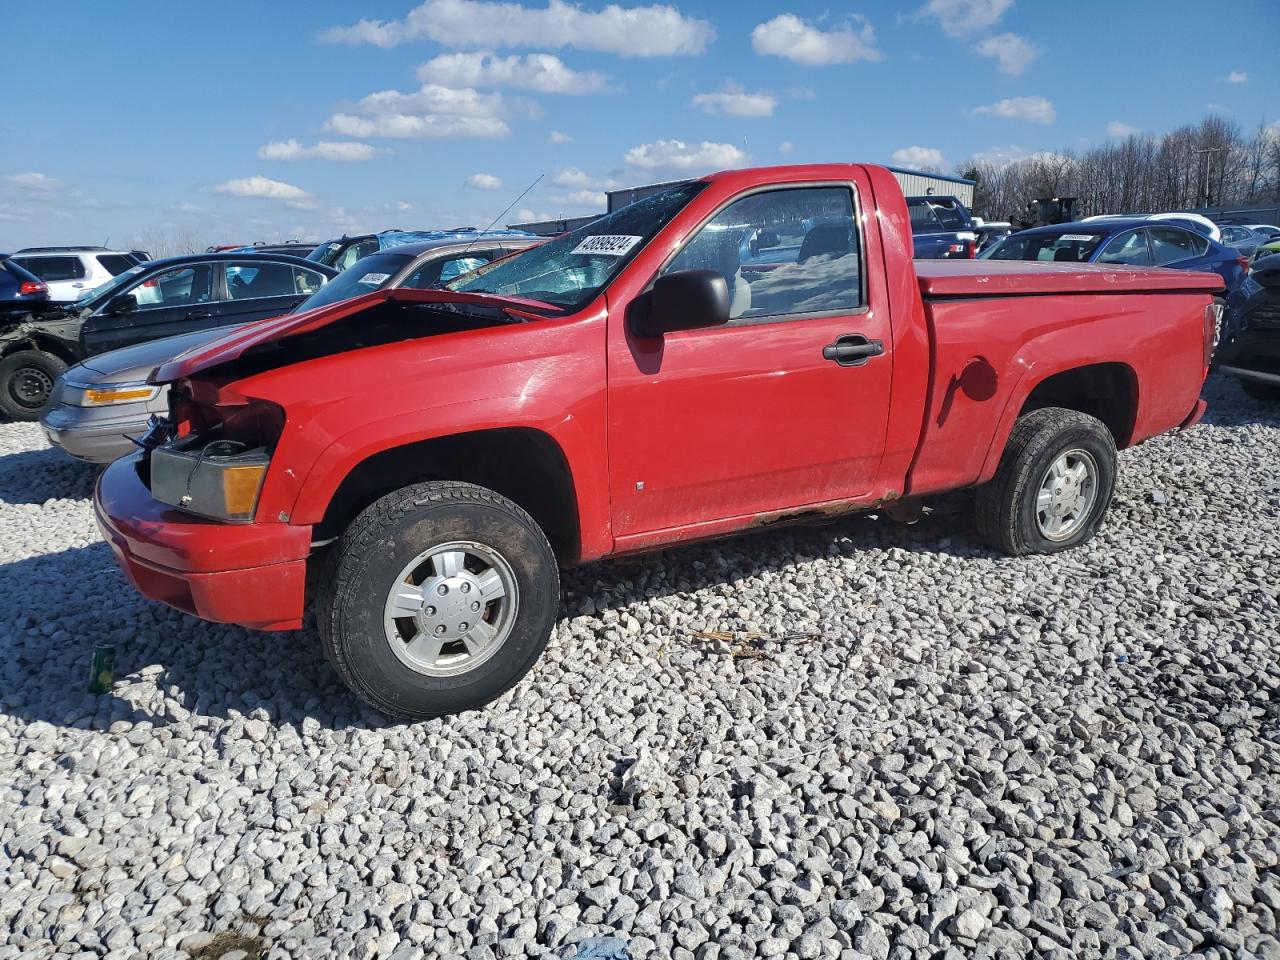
[630,269,730,338]
[107,293,138,316]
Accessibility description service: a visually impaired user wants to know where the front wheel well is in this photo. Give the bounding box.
[1017,363,1138,448]
[317,428,582,565]
[0,336,78,366]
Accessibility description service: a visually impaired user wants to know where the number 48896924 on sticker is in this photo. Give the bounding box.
[94,163,1221,720]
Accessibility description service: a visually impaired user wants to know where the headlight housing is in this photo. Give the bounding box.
[151,437,270,522]
[63,379,161,407]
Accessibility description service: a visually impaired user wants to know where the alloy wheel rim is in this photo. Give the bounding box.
[383,540,520,677]
[1035,448,1099,541]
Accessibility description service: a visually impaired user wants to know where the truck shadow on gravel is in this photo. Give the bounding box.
[1201,375,1280,428]
[0,497,985,732]
[0,447,99,505]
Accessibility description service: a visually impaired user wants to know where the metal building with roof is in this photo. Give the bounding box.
[885,167,975,207]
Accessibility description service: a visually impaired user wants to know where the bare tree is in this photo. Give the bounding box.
[957,112,1279,220]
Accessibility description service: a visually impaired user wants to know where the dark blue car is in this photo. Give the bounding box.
[906,195,979,259]
[0,255,50,309]
[979,217,1255,335]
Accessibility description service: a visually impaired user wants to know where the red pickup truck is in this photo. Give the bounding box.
[94,164,1220,719]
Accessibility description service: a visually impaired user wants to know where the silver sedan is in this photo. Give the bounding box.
[41,327,222,463]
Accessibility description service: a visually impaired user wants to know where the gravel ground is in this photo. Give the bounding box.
[2,374,1279,960]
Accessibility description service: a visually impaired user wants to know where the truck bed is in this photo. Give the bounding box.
[904,260,1220,498]
[914,259,1225,298]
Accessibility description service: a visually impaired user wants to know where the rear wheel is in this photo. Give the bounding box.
[975,407,1117,556]
[1241,379,1280,403]
[317,480,560,720]
[0,349,67,421]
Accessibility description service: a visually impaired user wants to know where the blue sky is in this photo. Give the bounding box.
[2,0,1276,248]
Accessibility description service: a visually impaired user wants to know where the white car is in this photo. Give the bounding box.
[1082,212,1221,243]
[10,246,141,303]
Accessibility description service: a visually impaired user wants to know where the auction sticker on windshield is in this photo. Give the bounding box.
[358,273,391,285]
[571,235,642,257]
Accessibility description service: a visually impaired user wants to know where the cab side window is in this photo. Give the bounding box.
[14,256,86,282]
[129,265,213,309]
[662,186,862,321]
[401,252,494,290]
[1149,227,1201,265]
[337,239,380,271]
[225,262,319,299]
[1097,230,1152,266]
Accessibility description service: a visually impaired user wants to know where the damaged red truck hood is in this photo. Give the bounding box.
[914,259,1226,298]
[151,287,559,383]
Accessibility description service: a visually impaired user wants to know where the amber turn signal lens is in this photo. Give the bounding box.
[85,386,158,405]
[221,463,269,518]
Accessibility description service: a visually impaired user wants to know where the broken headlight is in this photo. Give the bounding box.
[151,437,271,523]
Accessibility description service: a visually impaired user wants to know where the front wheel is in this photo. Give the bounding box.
[975,407,1117,556]
[317,480,560,720]
[0,349,68,421]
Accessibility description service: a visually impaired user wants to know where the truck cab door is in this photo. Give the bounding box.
[605,183,894,544]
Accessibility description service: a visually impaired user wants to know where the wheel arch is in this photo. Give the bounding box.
[0,334,78,366]
[978,360,1139,485]
[314,426,584,565]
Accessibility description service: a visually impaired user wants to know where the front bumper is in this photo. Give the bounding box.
[94,454,312,631]
[42,401,153,464]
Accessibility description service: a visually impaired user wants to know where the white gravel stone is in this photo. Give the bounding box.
[2,376,1280,958]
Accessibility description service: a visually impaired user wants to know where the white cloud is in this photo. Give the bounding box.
[968,145,1068,169]
[691,86,776,118]
[417,51,609,93]
[328,113,508,138]
[549,189,607,208]
[751,13,882,66]
[0,208,30,222]
[356,84,509,118]
[5,172,58,192]
[466,173,503,189]
[890,146,946,169]
[214,176,316,209]
[624,139,748,172]
[974,33,1036,76]
[551,167,620,190]
[321,0,714,56]
[1227,71,1248,84]
[325,83,513,139]
[779,141,794,155]
[257,139,381,161]
[973,95,1055,123]
[515,207,555,222]
[548,130,573,144]
[918,0,1012,37]
[1106,120,1139,139]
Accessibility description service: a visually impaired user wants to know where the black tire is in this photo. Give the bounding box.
[1241,379,1280,403]
[317,480,560,720]
[975,407,1117,556]
[0,349,67,421]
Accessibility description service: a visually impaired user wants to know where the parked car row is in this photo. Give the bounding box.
[979,214,1262,343]
[9,246,150,302]
[40,230,541,460]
